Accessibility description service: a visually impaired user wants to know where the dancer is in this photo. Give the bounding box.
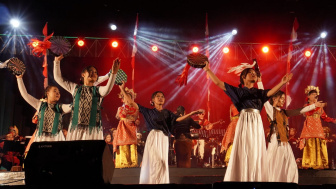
[258,81,324,183]
[203,60,292,181]
[119,85,202,184]
[16,73,71,141]
[220,103,239,167]
[16,72,71,156]
[53,54,120,140]
[299,86,336,169]
[113,82,140,168]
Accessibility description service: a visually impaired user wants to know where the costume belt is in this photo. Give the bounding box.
[308,114,320,118]
[240,108,260,114]
[231,115,239,120]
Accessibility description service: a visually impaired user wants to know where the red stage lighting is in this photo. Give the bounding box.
[262,46,269,53]
[223,47,229,54]
[77,40,84,47]
[152,45,158,52]
[305,50,312,58]
[112,41,118,48]
[192,46,199,53]
[32,41,39,48]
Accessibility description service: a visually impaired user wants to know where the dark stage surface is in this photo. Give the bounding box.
[1,168,336,188]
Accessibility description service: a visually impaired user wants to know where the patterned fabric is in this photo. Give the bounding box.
[37,103,63,135]
[113,105,139,153]
[221,104,239,152]
[70,85,101,130]
[299,105,336,149]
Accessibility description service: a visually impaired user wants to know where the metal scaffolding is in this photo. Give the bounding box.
[1,35,336,63]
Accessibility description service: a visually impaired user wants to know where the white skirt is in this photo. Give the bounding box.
[223,109,268,182]
[34,130,65,142]
[267,133,298,183]
[139,130,169,184]
[66,126,104,141]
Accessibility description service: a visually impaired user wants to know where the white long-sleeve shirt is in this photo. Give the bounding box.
[53,60,116,97]
[257,81,316,121]
[17,78,71,113]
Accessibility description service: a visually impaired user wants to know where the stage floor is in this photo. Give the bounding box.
[1,168,336,186]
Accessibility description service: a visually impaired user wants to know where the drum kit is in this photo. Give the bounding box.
[190,128,226,168]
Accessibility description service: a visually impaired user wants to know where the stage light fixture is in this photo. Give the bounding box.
[151,45,158,52]
[305,50,312,58]
[262,46,269,53]
[77,39,85,47]
[110,24,117,31]
[112,41,118,48]
[192,46,199,53]
[223,47,229,54]
[320,32,327,38]
[10,19,20,28]
[232,29,237,35]
[32,41,39,48]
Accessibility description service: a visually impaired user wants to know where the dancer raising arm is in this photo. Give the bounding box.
[16,72,71,155]
[119,81,203,184]
[203,61,292,182]
[53,54,120,140]
[257,79,325,183]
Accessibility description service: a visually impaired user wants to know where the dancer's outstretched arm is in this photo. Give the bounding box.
[203,61,225,90]
[53,55,77,94]
[98,58,120,97]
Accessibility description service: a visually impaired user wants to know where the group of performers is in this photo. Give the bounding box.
[6,53,336,185]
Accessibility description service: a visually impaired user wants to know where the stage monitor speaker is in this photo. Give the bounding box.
[213,181,299,189]
[24,140,114,186]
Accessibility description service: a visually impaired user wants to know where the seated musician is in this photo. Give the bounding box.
[192,109,213,166]
[0,134,21,171]
[171,106,201,168]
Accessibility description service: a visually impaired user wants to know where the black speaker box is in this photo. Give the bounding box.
[213,181,299,189]
[24,140,114,187]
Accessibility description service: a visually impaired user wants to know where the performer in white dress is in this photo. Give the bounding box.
[203,60,293,182]
[258,80,324,183]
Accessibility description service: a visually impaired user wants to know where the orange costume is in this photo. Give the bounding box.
[113,104,140,168]
[299,105,336,169]
[221,104,239,166]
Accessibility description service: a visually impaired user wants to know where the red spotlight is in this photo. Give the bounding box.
[305,50,312,58]
[152,45,158,52]
[77,39,84,47]
[192,46,199,53]
[32,41,39,47]
[223,47,229,54]
[262,46,269,53]
[111,41,118,48]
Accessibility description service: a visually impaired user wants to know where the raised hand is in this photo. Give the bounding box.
[119,80,126,90]
[281,73,293,84]
[54,54,64,62]
[112,57,121,74]
[203,61,210,71]
[315,101,326,108]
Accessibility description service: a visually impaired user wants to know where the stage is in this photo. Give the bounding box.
[1,168,336,188]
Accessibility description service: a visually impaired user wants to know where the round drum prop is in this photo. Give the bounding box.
[7,57,26,76]
[187,53,208,68]
[115,69,127,85]
[49,36,72,56]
